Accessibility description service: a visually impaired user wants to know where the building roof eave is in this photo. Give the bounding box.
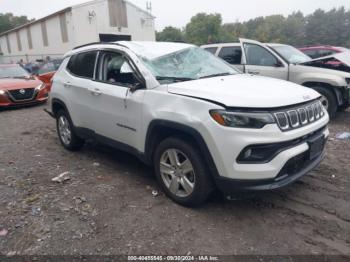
[0,7,72,37]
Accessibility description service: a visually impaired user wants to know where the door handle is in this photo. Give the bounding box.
[248,71,260,75]
[63,82,72,88]
[90,88,102,96]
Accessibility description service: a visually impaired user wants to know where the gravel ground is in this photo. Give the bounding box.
[0,104,349,256]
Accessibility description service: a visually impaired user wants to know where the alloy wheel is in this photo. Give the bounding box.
[320,95,329,111]
[58,115,72,146]
[159,149,196,198]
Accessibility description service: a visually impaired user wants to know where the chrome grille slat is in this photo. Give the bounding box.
[275,112,289,130]
[274,100,325,131]
[287,110,299,128]
[298,108,308,125]
[307,105,315,122]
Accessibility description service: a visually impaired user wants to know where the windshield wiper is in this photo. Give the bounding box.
[156,76,195,82]
[199,72,233,79]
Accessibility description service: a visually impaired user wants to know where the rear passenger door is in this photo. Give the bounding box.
[64,50,98,130]
[240,39,288,80]
[217,46,244,71]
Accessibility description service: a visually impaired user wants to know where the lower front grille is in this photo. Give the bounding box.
[275,135,326,181]
[8,88,36,101]
[278,152,309,178]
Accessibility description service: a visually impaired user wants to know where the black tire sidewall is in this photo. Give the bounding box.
[154,137,213,207]
[56,110,84,151]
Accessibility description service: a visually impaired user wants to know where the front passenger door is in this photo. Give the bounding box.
[90,50,145,149]
[240,39,288,80]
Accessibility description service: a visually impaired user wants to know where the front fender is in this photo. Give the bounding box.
[290,65,348,87]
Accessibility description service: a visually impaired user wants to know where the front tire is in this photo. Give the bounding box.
[313,86,337,118]
[154,137,214,207]
[56,110,84,151]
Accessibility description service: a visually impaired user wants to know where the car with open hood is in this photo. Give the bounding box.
[49,41,329,206]
[0,64,49,108]
[299,45,349,59]
[202,39,350,118]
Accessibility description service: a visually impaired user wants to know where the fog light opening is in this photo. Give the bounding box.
[243,149,252,159]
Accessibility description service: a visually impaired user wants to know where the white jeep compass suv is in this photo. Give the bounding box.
[50,41,329,206]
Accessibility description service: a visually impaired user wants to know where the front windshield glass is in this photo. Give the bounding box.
[271,45,311,64]
[135,46,239,83]
[0,65,30,79]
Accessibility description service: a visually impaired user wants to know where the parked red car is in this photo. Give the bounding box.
[299,46,349,59]
[35,59,63,91]
[0,64,50,108]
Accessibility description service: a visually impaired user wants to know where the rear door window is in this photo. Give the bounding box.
[218,46,242,64]
[67,51,98,79]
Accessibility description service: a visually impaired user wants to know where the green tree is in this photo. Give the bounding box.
[0,13,31,34]
[305,7,350,46]
[156,26,184,42]
[160,7,350,48]
[282,12,306,46]
[184,13,223,46]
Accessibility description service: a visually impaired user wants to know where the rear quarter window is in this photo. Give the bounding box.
[67,51,98,78]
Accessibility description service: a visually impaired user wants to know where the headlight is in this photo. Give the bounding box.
[210,110,275,129]
[0,90,6,95]
[35,83,45,91]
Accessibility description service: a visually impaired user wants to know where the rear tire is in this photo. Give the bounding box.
[154,137,214,207]
[56,110,84,151]
[313,86,337,118]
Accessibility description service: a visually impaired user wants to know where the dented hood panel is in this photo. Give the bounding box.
[300,51,350,67]
[167,74,320,108]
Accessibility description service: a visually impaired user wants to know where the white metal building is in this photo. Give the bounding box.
[0,0,155,63]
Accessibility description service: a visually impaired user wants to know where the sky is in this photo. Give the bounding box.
[0,0,349,30]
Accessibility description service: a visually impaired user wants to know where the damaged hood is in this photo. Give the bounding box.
[167,74,320,108]
[299,51,350,73]
[300,52,350,66]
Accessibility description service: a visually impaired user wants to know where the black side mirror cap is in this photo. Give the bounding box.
[130,82,145,93]
[275,61,284,67]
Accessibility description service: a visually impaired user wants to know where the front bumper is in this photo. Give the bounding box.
[0,87,49,108]
[215,145,325,194]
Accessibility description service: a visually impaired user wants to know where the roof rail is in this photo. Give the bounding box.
[72,41,127,50]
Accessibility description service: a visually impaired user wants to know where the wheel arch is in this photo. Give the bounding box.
[144,120,220,179]
[302,81,342,106]
[51,98,69,118]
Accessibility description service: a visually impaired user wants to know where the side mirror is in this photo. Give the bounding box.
[274,60,284,67]
[130,82,145,93]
